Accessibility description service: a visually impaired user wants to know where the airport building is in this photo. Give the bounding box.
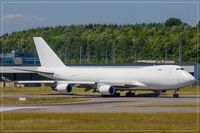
[1,50,40,66]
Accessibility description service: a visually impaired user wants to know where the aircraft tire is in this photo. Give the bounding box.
[126,92,135,97]
[173,93,179,98]
[114,92,120,97]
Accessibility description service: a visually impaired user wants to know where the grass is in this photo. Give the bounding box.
[1,112,199,131]
[0,87,57,95]
[1,85,199,96]
[0,87,99,95]
[1,97,90,105]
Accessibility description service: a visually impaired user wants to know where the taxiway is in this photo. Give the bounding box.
[1,94,199,113]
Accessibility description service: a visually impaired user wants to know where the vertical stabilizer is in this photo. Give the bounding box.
[33,37,66,68]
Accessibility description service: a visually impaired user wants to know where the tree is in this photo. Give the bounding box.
[1,19,197,64]
[197,20,200,28]
[165,17,183,27]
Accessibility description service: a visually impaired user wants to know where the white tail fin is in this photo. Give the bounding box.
[33,37,66,68]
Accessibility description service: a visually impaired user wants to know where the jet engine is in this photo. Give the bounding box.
[98,85,115,95]
[52,84,72,93]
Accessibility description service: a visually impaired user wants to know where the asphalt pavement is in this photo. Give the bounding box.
[1,94,199,113]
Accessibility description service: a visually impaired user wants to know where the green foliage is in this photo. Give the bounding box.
[165,17,183,27]
[1,20,199,64]
[197,20,200,28]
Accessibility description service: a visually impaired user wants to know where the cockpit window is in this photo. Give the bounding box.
[176,68,184,70]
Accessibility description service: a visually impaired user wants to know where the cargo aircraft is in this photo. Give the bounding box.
[17,37,195,98]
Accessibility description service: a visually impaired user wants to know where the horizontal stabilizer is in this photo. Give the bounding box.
[16,80,55,84]
[14,68,54,74]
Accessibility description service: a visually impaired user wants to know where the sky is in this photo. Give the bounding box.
[0,0,199,34]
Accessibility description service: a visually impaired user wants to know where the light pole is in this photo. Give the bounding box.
[106,48,108,64]
[113,43,115,64]
[178,38,182,66]
[79,44,82,64]
[134,50,137,63]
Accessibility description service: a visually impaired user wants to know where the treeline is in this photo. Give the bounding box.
[1,18,199,64]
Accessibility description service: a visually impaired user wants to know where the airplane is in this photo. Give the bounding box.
[16,37,196,98]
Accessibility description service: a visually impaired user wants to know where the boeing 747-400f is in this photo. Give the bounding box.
[17,37,195,98]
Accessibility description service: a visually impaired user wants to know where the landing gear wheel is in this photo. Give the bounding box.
[126,92,135,97]
[131,92,135,97]
[173,93,179,98]
[101,94,109,97]
[115,92,120,97]
[125,92,130,97]
[173,89,179,98]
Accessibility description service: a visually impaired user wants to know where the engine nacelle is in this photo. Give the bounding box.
[52,84,72,93]
[98,85,115,95]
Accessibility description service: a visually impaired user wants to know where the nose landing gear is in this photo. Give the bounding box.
[173,90,179,98]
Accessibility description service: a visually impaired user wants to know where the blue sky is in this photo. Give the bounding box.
[0,0,199,34]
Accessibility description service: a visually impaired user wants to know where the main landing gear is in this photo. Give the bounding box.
[125,91,135,97]
[113,92,120,97]
[173,90,179,98]
[101,92,121,97]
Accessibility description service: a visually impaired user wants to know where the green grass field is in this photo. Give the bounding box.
[1,87,57,95]
[1,85,199,96]
[1,112,199,131]
[1,97,90,105]
[1,86,199,132]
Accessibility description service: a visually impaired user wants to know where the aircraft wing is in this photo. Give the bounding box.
[15,80,95,85]
[15,79,145,90]
[99,80,146,88]
[57,80,145,87]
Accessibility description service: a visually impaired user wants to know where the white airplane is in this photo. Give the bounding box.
[17,37,195,98]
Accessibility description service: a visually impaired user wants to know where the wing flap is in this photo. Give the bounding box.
[57,81,95,85]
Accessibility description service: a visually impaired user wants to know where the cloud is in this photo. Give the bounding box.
[2,13,22,21]
[1,13,45,22]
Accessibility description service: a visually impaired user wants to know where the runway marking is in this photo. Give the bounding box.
[0,106,49,112]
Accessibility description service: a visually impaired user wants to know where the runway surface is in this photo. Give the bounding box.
[1,94,199,113]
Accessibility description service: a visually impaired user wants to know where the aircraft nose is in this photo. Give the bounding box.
[182,71,196,84]
[186,74,195,83]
